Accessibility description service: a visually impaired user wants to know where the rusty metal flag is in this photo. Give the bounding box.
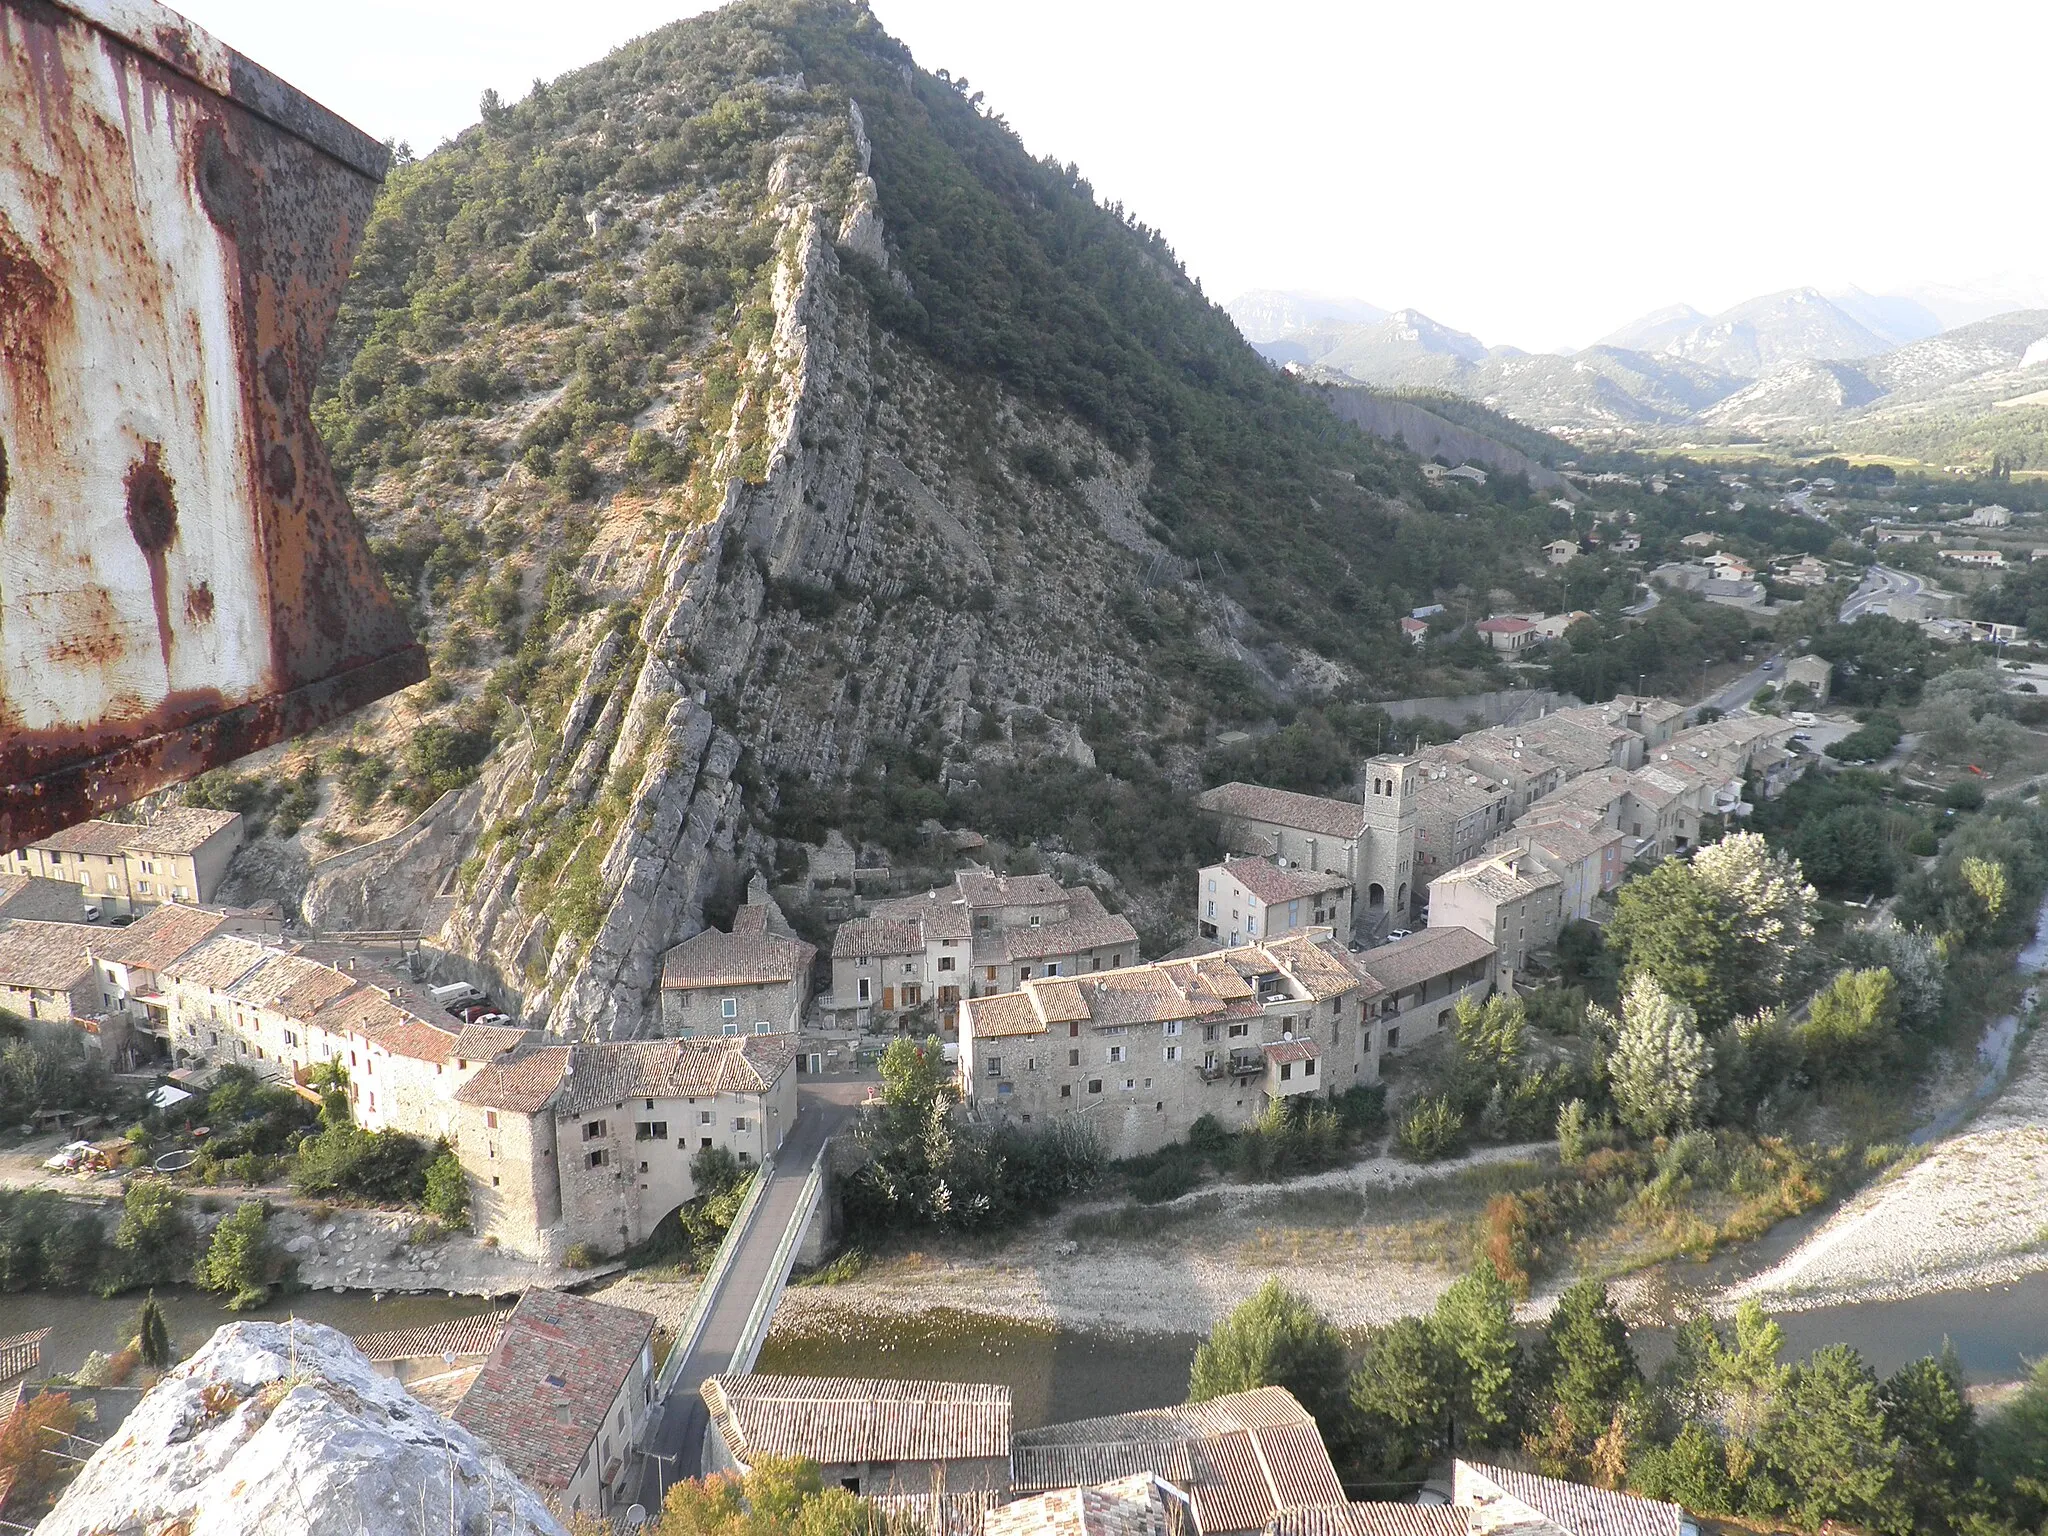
[0,0,427,849]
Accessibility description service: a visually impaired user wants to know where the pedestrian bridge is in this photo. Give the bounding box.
[634,1090,850,1507]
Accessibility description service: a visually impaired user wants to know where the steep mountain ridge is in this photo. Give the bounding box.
[301,0,1531,1038]
[1225,288,1386,342]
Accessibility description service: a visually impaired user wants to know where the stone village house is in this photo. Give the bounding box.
[5,807,243,918]
[1197,856,1353,948]
[452,1034,798,1262]
[659,894,816,1037]
[828,869,1137,1032]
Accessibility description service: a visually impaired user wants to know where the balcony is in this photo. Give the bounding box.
[1227,1051,1264,1078]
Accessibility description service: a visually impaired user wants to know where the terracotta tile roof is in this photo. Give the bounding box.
[547,1035,798,1115]
[227,951,358,1018]
[0,875,83,922]
[351,1310,509,1361]
[997,900,1139,964]
[1430,853,1562,906]
[1352,927,1495,992]
[870,1491,1006,1536]
[870,891,974,942]
[833,915,929,960]
[33,808,240,857]
[987,1476,1188,1536]
[123,807,242,855]
[1456,1463,1682,1536]
[28,820,135,856]
[84,903,227,972]
[1258,936,1362,1002]
[1197,784,1368,842]
[454,1288,653,1492]
[1263,1038,1319,1065]
[703,1374,1013,1464]
[453,1022,535,1060]
[1016,1388,1344,1536]
[1476,617,1534,634]
[953,869,1069,908]
[160,932,278,991]
[0,920,94,990]
[304,985,460,1065]
[1217,857,1349,905]
[961,991,1046,1039]
[661,915,816,989]
[1486,823,1624,867]
[454,1046,571,1113]
[1271,1506,1469,1536]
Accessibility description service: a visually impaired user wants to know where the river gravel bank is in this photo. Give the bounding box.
[1724,1023,2048,1314]
[776,1143,1551,1336]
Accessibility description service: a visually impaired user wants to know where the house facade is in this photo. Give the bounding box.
[958,934,1376,1159]
[0,920,98,1023]
[1354,925,1496,1059]
[5,808,242,917]
[452,1034,799,1261]
[659,899,816,1036]
[1426,849,1565,989]
[1197,856,1352,947]
[827,869,1138,1032]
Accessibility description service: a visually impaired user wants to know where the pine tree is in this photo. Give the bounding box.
[1539,1280,1640,1457]
[135,1293,172,1370]
[1431,1265,1518,1447]
[1190,1281,1351,1446]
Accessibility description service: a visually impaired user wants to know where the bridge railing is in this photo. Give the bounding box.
[731,1142,829,1375]
[652,1150,777,1404]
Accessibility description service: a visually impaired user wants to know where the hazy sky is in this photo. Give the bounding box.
[174,0,2048,352]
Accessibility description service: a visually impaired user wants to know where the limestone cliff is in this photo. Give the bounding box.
[35,1320,565,1536]
[301,0,1528,1038]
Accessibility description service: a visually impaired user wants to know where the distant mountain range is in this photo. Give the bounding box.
[1225,286,2048,461]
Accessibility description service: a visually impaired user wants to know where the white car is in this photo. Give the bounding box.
[1385,928,1413,942]
[1789,711,1819,726]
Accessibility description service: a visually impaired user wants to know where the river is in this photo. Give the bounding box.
[0,1285,501,1381]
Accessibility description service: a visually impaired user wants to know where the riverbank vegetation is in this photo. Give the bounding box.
[1205,1276,2048,1534]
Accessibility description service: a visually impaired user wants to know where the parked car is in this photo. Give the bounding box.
[1386,928,1413,942]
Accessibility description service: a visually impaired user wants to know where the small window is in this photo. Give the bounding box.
[700,1111,714,1124]
[938,956,955,972]
[1386,1026,1400,1050]
[1280,1062,1293,1081]
[986,1056,1003,1078]
[583,1119,607,1140]
[1163,1020,1183,1037]
[1122,1078,1135,1091]
[1068,1048,1080,1067]
[1088,1079,1102,1095]
[1305,1058,1317,1077]
[1019,967,1031,980]
[1165,1045,1182,1063]
[858,978,871,1002]
[1107,1045,1125,1063]
[732,1117,750,1131]
[586,1148,609,1169]
[1061,1084,1072,1098]
[721,998,737,1018]
[486,1111,498,1129]
[996,1082,1013,1096]
[1045,962,1060,977]
[492,1175,500,1187]
[635,1121,668,1140]
[1228,1023,1249,1039]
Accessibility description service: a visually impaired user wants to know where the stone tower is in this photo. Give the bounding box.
[1360,753,1420,922]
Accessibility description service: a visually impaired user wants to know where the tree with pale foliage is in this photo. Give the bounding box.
[1604,973,1713,1138]
[1690,832,1815,1000]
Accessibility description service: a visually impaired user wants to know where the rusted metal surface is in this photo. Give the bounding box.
[0,0,426,848]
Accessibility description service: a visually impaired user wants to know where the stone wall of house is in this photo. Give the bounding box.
[662,978,801,1034]
[455,1099,562,1261]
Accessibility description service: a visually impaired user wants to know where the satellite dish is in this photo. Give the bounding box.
[623,1505,649,1531]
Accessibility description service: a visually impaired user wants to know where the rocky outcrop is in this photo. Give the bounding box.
[1308,382,1576,495]
[303,780,486,934]
[36,1319,565,1536]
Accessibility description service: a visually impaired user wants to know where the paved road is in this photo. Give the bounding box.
[1840,563,1922,621]
[1698,653,1785,718]
[635,1085,860,1511]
